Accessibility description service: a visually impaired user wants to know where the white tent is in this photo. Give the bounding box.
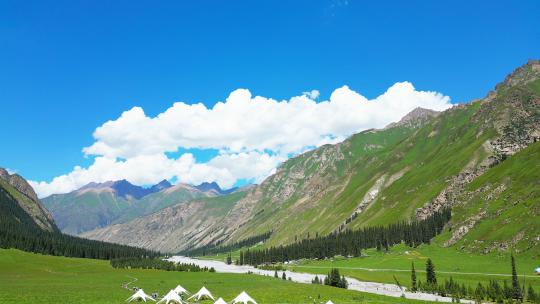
[127,289,155,302]
[325,301,334,304]
[214,298,228,304]
[187,286,215,301]
[232,291,257,304]
[173,285,189,296]
[157,290,183,304]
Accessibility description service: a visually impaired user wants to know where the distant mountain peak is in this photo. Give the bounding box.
[496,59,540,91]
[0,167,40,203]
[385,107,440,129]
[195,181,237,195]
[77,179,172,200]
[150,179,172,192]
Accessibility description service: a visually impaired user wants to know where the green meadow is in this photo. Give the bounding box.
[0,249,433,304]
[200,243,540,292]
[289,244,540,291]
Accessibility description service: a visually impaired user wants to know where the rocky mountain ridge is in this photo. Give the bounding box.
[43,179,221,235]
[0,168,57,232]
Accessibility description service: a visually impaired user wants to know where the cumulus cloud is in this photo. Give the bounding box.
[302,90,320,99]
[30,82,451,198]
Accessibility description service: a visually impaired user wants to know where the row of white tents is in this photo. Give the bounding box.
[127,285,257,304]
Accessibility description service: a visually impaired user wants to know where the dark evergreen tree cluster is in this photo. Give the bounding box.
[182,231,272,256]
[417,278,540,303]
[110,257,207,272]
[238,208,451,265]
[0,187,155,260]
[413,256,539,303]
[323,268,348,289]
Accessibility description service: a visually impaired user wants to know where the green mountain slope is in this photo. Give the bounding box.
[112,183,212,224]
[0,173,154,259]
[43,182,211,235]
[439,140,540,253]
[43,189,134,235]
[229,60,540,251]
[82,190,249,252]
[0,168,57,232]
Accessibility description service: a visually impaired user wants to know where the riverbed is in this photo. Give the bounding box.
[167,256,473,303]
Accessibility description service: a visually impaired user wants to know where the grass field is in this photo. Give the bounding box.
[200,243,540,292]
[288,244,540,291]
[0,249,435,304]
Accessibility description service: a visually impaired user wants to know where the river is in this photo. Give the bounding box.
[167,256,473,303]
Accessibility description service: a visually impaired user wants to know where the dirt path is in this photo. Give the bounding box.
[122,275,138,290]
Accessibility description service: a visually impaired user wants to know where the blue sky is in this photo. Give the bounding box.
[1,1,539,196]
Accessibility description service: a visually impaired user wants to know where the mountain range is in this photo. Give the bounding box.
[81,61,540,254]
[2,60,538,257]
[42,179,237,235]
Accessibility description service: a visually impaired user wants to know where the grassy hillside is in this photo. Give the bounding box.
[227,60,540,254]
[0,169,57,232]
[110,185,209,224]
[0,249,432,304]
[439,140,540,254]
[43,184,209,235]
[43,190,134,235]
[82,190,251,253]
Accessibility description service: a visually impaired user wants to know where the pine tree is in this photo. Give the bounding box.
[527,284,537,303]
[274,270,278,278]
[226,253,232,265]
[340,275,348,289]
[411,262,417,292]
[511,255,522,300]
[426,258,437,286]
[475,282,486,302]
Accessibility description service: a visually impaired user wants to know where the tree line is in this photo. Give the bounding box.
[0,187,156,260]
[110,257,214,272]
[182,231,272,256]
[237,208,451,265]
[411,256,540,303]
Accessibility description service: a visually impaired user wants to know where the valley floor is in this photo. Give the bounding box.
[170,256,472,303]
[199,244,540,292]
[0,249,434,304]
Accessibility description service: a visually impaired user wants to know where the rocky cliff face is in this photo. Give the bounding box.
[416,60,540,221]
[82,191,249,252]
[0,168,57,232]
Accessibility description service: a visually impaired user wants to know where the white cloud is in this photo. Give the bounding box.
[6,168,17,175]
[302,89,320,99]
[31,82,451,198]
